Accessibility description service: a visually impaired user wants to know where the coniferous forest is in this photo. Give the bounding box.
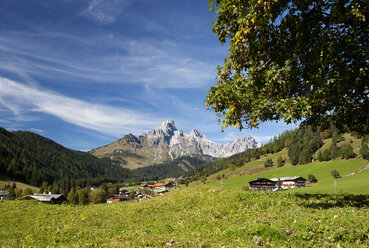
[0,128,134,189]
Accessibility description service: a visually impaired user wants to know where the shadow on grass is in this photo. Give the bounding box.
[295,193,369,209]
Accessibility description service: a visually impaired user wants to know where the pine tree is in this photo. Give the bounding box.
[317,150,323,162]
[8,183,16,200]
[360,144,369,160]
[264,158,274,167]
[322,149,331,161]
[329,144,338,160]
[77,189,89,205]
[277,156,284,167]
[101,183,109,195]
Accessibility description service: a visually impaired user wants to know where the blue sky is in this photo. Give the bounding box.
[0,0,297,151]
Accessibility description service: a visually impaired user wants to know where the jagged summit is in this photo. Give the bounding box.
[90,120,262,169]
[159,120,177,130]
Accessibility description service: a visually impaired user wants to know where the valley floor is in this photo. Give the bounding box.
[1,184,368,247]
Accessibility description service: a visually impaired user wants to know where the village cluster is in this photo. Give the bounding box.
[0,180,178,204]
[0,176,309,204]
[106,181,175,203]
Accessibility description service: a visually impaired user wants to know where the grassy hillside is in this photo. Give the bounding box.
[209,159,369,194]
[1,184,368,247]
[0,175,38,192]
[207,148,291,182]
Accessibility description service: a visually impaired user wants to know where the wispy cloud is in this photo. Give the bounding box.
[29,128,45,133]
[0,32,216,89]
[0,77,162,136]
[80,0,130,25]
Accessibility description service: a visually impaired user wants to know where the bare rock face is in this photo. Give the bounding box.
[90,120,262,169]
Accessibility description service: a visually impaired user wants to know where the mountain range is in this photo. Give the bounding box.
[90,120,262,169]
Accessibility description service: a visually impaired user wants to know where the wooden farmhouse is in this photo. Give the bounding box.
[17,193,66,204]
[106,194,130,203]
[249,176,307,191]
[270,176,307,189]
[248,178,277,191]
[147,182,175,191]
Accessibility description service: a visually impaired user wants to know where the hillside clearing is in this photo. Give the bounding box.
[209,159,369,194]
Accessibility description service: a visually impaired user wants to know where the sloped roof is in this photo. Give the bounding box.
[269,176,306,182]
[18,194,65,202]
[106,194,130,200]
[248,177,275,183]
[0,190,9,196]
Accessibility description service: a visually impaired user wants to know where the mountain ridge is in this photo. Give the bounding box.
[90,120,262,169]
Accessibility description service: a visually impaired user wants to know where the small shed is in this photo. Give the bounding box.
[0,190,9,201]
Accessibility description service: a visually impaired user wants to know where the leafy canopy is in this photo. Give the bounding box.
[206,0,368,134]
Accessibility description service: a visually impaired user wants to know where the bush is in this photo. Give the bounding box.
[331,170,340,178]
[308,174,318,183]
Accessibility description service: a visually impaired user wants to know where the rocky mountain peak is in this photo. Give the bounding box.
[90,120,262,169]
[122,133,141,144]
[189,129,203,138]
[160,120,176,131]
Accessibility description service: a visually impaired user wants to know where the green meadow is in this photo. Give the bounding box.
[0,175,39,192]
[1,184,369,247]
[209,159,369,194]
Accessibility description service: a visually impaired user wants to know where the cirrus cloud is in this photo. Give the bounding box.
[0,77,162,136]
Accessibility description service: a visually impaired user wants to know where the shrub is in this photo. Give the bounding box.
[308,174,318,183]
[331,170,340,178]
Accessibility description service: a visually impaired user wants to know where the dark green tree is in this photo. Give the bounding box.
[264,158,274,167]
[322,149,331,161]
[90,189,107,204]
[329,144,339,160]
[308,174,318,183]
[360,143,369,160]
[339,144,355,159]
[331,170,340,178]
[77,189,89,205]
[8,183,16,200]
[101,183,109,196]
[67,187,78,205]
[22,187,33,196]
[206,0,369,134]
[277,156,284,167]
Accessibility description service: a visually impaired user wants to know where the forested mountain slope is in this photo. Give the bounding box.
[0,127,133,186]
